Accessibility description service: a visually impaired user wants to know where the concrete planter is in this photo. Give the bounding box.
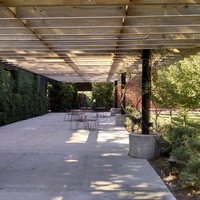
[128,133,160,160]
[115,114,126,126]
[111,108,121,116]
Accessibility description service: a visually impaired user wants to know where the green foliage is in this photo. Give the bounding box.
[180,155,200,189]
[132,51,200,189]
[152,54,200,110]
[157,124,174,156]
[125,105,141,116]
[92,82,114,109]
[166,127,199,162]
[0,63,48,125]
[152,54,200,126]
[160,125,200,189]
[124,105,143,132]
[48,81,77,111]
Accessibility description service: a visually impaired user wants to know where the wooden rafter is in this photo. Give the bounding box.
[1,5,88,82]
[2,0,200,7]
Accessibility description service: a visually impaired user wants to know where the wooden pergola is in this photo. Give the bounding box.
[1,0,200,134]
[0,0,200,82]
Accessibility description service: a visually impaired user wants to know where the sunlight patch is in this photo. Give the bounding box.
[101,153,123,157]
[51,197,63,200]
[97,133,128,144]
[135,183,149,188]
[91,181,121,191]
[65,159,78,163]
[65,130,89,144]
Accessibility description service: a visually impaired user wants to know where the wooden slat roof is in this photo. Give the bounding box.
[0,0,200,82]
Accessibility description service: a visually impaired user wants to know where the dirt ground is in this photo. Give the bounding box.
[150,157,200,200]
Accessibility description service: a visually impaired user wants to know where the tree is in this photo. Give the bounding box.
[152,54,200,125]
[92,83,114,110]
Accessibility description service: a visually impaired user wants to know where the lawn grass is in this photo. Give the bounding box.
[125,110,200,133]
[150,111,200,129]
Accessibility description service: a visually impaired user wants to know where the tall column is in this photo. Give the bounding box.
[121,73,126,115]
[114,80,118,108]
[142,49,151,135]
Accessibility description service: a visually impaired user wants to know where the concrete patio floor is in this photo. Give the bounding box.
[0,113,176,200]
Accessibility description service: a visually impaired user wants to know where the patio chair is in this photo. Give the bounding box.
[76,114,89,130]
[70,111,89,130]
[86,113,99,131]
[63,112,71,121]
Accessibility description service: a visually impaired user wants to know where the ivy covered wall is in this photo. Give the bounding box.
[0,62,48,126]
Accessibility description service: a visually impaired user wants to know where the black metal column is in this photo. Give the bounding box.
[142,49,151,135]
[114,80,118,108]
[121,73,126,115]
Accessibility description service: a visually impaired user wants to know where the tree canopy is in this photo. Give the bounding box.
[152,54,200,110]
[92,83,114,110]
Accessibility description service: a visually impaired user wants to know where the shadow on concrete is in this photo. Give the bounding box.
[0,113,175,200]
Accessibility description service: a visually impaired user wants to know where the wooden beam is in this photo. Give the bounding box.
[128,5,200,17]
[2,0,200,7]
[15,6,125,19]
[12,5,200,19]
[123,27,200,34]
[25,18,122,28]
[126,16,200,27]
[3,24,200,29]
[107,5,129,82]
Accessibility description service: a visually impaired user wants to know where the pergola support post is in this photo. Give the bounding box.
[129,50,160,159]
[115,74,126,125]
[121,73,126,115]
[142,49,151,135]
[114,80,118,108]
[111,80,121,116]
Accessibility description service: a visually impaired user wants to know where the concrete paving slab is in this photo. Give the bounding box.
[0,113,176,200]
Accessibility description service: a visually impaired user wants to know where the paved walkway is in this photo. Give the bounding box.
[0,113,176,200]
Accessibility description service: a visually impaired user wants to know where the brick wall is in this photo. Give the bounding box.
[116,75,155,110]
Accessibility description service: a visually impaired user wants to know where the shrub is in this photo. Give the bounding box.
[180,155,200,189]
[155,124,173,156]
[161,126,200,189]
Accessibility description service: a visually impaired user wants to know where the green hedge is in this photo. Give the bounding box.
[48,81,77,111]
[0,63,48,125]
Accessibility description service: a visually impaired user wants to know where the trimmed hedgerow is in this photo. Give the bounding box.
[0,63,48,125]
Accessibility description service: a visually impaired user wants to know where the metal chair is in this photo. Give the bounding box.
[86,112,99,131]
[75,114,89,130]
[70,111,89,130]
[63,112,71,121]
